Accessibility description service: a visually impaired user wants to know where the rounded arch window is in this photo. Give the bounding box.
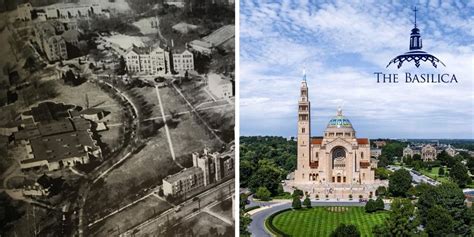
[332,147,346,169]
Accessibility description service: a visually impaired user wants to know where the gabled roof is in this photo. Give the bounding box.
[311,138,323,144]
[202,25,235,47]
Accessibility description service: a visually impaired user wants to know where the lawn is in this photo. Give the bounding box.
[270,207,388,237]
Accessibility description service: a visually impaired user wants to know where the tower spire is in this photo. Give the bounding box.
[413,6,418,28]
[302,67,307,81]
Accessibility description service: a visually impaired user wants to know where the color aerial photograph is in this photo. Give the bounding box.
[0,0,235,236]
[239,1,473,237]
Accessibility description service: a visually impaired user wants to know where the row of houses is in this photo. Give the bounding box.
[403,144,457,162]
[125,45,194,75]
[162,148,234,196]
[16,2,105,21]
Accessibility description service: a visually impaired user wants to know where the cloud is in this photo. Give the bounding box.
[240,0,474,139]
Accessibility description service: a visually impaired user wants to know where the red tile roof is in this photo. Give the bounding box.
[357,138,369,145]
[311,138,322,144]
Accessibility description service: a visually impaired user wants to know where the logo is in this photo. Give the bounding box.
[386,7,445,69]
[374,7,457,84]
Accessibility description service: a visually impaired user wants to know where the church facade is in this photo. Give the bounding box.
[287,75,386,199]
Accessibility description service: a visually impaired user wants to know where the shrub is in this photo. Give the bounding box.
[330,223,360,237]
[255,187,271,201]
[375,197,384,211]
[365,199,377,213]
[292,196,301,209]
[303,196,311,208]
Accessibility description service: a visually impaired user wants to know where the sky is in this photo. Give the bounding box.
[240,0,474,139]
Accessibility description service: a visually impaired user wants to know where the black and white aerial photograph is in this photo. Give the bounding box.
[0,0,235,236]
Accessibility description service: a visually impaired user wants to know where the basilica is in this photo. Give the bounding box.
[287,75,387,199]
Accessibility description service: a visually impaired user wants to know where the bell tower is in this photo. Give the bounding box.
[296,71,311,182]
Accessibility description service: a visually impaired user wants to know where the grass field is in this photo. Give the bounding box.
[271,207,388,237]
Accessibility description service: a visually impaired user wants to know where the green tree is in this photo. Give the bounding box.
[417,183,470,235]
[373,199,419,237]
[255,187,271,201]
[365,199,377,213]
[239,193,248,209]
[116,55,127,75]
[376,186,387,197]
[388,169,412,197]
[292,189,303,198]
[239,210,252,237]
[247,159,284,195]
[303,196,311,208]
[425,205,454,236]
[449,162,471,187]
[466,157,474,174]
[240,159,254,188]
[438,166,445,176]
[375,197,384,211]
[330,224,360,237]
[291,196,301,209]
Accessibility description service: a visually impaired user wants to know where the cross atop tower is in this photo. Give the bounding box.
[302,67,307,81]
[413,6,418,28]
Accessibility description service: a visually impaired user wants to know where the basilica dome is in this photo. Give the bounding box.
[324,108,355,136]
[326,108,353,129]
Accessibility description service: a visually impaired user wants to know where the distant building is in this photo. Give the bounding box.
[162,167,204,196]
[207,73,233,98]
[172,49,194,73]
[370,148,382,158]
[445,145,457,157]
[403,143,456,162]
[125,45,169,75]
[16,3,33,21]
[20,130,101,171]
[79,108,105,122]
[163,148,234,196]
[36,3,102,20]
[373,140,386,148]
[34,22,68,61]
[62,29,80,46]
[189,25,235,54]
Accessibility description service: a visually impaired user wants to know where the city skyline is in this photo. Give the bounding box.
[240,0,473,139]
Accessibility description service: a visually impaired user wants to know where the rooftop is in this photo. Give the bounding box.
[202,25,235,47]
[163,167,203,184]
[38,118,75,136]
[22,131,98,164]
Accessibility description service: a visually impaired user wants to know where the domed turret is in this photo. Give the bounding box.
[324,108,355,138]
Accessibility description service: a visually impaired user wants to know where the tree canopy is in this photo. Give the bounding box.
[388,169,412,197]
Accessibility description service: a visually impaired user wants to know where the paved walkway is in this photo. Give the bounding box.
[171,84,224,144]
[154,85,182,168]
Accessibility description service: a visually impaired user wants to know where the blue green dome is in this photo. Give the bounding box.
[327,108,353,129]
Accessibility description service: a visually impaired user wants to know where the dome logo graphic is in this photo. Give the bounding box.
[386,7,445,69]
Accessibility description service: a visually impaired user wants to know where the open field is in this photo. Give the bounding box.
[270,207,388,237]
[88,195,172,237]
[84,83,223,226]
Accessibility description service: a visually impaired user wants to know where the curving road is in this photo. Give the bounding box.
[248,200,387,237]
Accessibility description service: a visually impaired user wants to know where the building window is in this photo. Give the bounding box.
[302,128,305,133]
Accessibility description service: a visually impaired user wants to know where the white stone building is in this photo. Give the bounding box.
[16,3,33,21]
[162,167,204,196]
[287,74,385,199]
[172,49,194,73]
[125,45,169,75]
[208,73,233,99]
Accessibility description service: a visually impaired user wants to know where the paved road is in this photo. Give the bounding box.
[387,165,439,185]
[121,179,234,236]
[248,201,388,237]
